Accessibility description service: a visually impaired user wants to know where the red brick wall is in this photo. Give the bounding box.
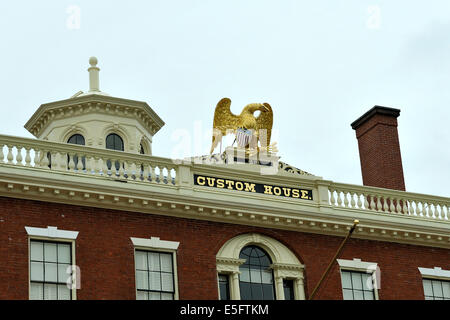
[0,196,448,300]
[354,112,406,191]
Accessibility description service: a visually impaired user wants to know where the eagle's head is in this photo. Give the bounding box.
[243,103,270,116]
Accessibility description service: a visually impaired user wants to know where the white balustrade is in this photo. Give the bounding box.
[328,183,449,222]
[0,134,178,186]
[1,134,449,224]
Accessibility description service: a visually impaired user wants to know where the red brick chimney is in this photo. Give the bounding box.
[351,106,405,191]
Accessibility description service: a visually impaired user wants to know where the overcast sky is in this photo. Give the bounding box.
[0,1,449,197]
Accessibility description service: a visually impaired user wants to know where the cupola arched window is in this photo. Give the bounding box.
[105,133,124,171]
[106,133,124,151]
[239,245,275,300]
[67,134,85,146]
[67,134,86,170]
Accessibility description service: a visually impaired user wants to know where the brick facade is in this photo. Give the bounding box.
[1,196,448,300]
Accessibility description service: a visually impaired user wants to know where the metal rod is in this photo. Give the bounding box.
[308,219,359,300]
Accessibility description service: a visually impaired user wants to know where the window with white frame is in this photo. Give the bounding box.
[135,250,175,300]
[30,240,72,300]
[419,267,450,300]
[340,270,375,300]
[238,245,275,300]
[131,236,179,300]
[216,233,306,300]
[218,274,230,300]
[25,226,79,300]
[337,258,379,300]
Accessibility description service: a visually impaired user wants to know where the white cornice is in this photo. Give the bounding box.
[24,94,165,138]
[1,164,449,249]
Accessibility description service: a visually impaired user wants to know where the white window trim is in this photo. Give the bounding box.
[216,233,306,300]
[131,236,180,300]
[130,237,179,250]
[25,226,79,240]
[25,226,79,300]
[337,258,380,300]
[418,267,450,280]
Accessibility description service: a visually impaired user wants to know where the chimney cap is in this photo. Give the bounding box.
[351,105,400,130]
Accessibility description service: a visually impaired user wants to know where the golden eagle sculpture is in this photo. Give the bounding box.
[210,97,274,154]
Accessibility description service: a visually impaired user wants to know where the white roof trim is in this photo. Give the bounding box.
[337,258,378,272]
[25,226,79,240]
[418,267,450,280]
[131,237,179,251]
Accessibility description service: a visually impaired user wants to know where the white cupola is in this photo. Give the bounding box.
[24,57,164,155]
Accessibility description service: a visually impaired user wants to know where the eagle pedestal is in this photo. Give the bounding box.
[223,146,280,168]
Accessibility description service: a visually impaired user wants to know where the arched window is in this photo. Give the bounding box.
[140,143,145,155]
[67,134,86,170]
[216,233,305,300]
[106,133,124,171]
[239,245,275,300]
[106,133,124,151]
[67,134,85,146]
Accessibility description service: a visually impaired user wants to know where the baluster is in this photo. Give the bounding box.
[93,157,100,176]
[73,153,79,171]
[124,161,131,180]
[62,152,69,171]
[142,163,149,181]
[389,197,396,213]
[427,203,434,219]
[56,152,66,171]
[118,159,124,178]
[329,189,336,206]
[68,153,75,170]
[336,191,342,207]
[87,156,94,174]
[0,144,4,163]
[167,167,173,184]
[435,204,442,220]
[362,193,368,210]
[130,161,137,180]
[355,193,362,209]
[423,202,429,217]
[402,199,409,215]
[16,146,23,165]
[173,168,178,185]
[24,147,31,166]
[376,196,382,212]
[417,202,424,217]
[382,197,388,212]
[369,195,376,211]
[396,198,402,214]
[349,192,355,208]
[156,166,161,183]
[102,158,109,176]
[7,145,14,164]
[42,150,50,168]
[33,148,41,167]
[409,201,416,216]
[149,165,156,183]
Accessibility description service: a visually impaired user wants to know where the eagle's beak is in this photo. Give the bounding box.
[260,104,269,112]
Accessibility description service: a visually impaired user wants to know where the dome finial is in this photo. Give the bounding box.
[89,56,98,67]
[88,56,100,92]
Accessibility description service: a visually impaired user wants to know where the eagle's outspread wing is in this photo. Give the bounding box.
[255,102,273,147]
[210,98,241,153]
